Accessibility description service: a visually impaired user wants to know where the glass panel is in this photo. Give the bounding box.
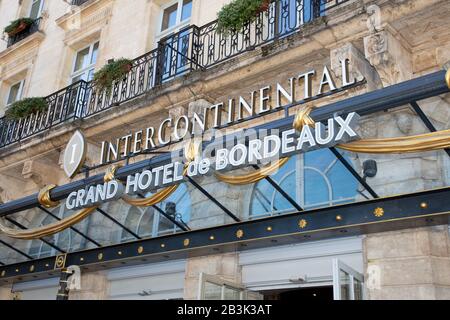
[29,0,42,19]
[181,0,192,21]
[304,149,358,209]
[7,82,22,105]
[137,209,154,238]
[339,270,351,300]
[161,3,178,31]
[122,207,144,241]
[223,286,240,300]
[73,47,90,73]
[203,281,222,300]
[354,279,363,300]
[87,68,95,81]
[90,42,99,64]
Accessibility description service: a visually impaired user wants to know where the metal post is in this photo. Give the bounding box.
[56,269,73,301]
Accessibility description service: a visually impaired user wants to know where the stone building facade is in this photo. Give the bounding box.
[0,0,449,300]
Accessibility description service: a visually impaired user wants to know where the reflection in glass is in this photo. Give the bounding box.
[250,149,358,217]
[203,281,222,300]
[339,270,351,300]
[121,183,191,242]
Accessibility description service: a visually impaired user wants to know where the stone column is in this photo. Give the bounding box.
[184,253,241,300]
[364,225,450,299]
[0,285,12,300]
[69,271,110,300]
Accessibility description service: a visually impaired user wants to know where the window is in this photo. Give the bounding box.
[28,205,73,259]
[121,183,191,242]
[159,0,192,35]
[70,42,99,83]
[250,149,359,218]
[29,0,44,19]
[6,80,25,106]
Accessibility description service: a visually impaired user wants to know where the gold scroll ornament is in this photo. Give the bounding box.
[293,105,450,154]
[0,184,97,240]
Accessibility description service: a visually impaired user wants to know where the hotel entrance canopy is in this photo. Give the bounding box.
[0,69,449,283]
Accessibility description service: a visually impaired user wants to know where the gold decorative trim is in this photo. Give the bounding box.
[215,158,289,185]
[38,185,60,208]
[104,165,121,183]
[184,138,202,163]
[183,238,190,247]
[0,206,97,240]
[299,219,307,229]
[54,254,67,270]
[293,105,315,131]
[236,229,244,239]
[122,184,180,207]
[374,207,384,218]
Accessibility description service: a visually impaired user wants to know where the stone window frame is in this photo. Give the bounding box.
[69,40,100,83]
[5,79,25,107]
[28,0,45,19]
[156,0,193,41]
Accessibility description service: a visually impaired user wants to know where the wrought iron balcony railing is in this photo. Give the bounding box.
[71,0,91,5]
[0,0,348,150]
[6,18,42,48]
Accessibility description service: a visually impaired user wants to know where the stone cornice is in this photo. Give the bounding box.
[0,32,45,77]
[56,0,113,42]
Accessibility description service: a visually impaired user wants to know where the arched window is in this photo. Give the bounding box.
[28,204,72,259]
[250,149,358,218]
[121,183,191,242]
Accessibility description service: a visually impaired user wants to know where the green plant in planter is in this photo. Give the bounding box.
[217,0,271,35]
[93,58,133,92]
[4,18,35,36]
[5,97,48,120]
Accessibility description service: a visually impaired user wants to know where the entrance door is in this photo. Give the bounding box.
[332,259,364,300]
[198,273,263,300]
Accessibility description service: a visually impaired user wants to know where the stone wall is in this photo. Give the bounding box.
[0,0,450,300]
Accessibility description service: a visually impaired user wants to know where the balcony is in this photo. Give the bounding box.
[0,0,348,150]
[6,18,42,48]
[71,0,91,5]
